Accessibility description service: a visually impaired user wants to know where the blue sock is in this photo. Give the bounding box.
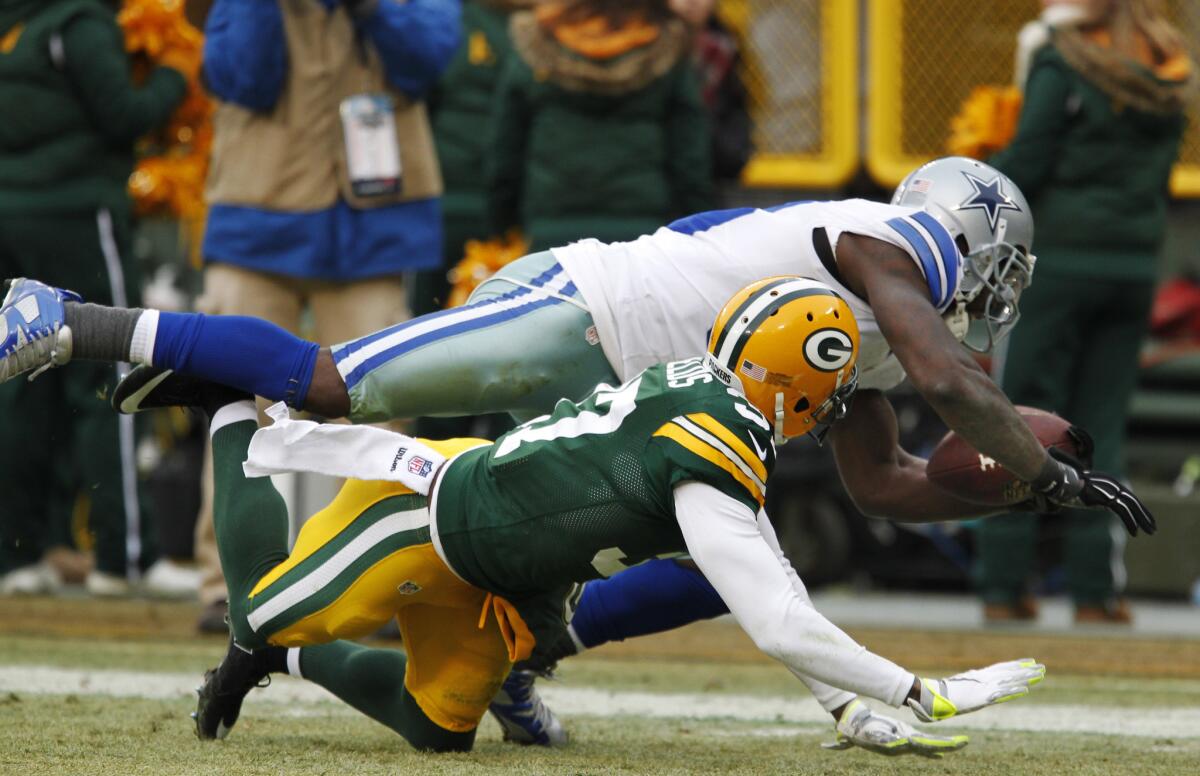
[570,559,729,649]
[152,312,320,408]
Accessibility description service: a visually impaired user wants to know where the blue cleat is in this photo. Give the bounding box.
[488,669,568,747]
[0,278,82,383]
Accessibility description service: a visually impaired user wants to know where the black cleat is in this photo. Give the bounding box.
[194,634,279,741]
[113,365,252,417]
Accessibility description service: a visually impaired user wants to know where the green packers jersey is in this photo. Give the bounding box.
[434,358,777,598]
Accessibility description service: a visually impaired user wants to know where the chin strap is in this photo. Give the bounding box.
[943,301,969,343]
[773,393,788,446]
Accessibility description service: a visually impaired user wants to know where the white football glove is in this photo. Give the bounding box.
[908,658,1045,722]
[822,699,968,758]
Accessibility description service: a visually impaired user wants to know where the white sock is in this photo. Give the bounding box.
[209,400,258,437]
[287,647,303,679]
[128,309,159,365]
[567,624,587,655]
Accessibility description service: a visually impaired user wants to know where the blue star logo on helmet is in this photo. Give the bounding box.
[957,172,1022,232]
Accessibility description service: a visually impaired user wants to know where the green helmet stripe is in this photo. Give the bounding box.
[709,277,795,359]
[724,288,839,371]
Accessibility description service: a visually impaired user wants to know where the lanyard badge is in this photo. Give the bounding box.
[339,93,402,198]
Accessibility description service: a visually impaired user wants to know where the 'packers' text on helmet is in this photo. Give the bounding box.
[704,277,860,445]
[892,156,1036,352]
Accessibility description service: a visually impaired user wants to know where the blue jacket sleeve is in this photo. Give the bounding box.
[358,0,461,99]
[202,0,289,112]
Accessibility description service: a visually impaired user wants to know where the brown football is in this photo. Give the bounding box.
[926,407,1080,506]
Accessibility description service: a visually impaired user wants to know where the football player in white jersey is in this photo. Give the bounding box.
[0,157,1153,753]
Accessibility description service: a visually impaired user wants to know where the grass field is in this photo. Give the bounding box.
[1,596,1198,775]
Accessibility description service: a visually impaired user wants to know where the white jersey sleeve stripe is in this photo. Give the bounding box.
[673,415,767,494]
[908,218,950,307]
[885,216,949,309]
[910,211,962,306]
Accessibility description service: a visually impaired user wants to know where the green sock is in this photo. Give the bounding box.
[296,641,476,752]
[209,404,290,648]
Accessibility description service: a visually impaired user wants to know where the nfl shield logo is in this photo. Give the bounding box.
[408,456,433,477]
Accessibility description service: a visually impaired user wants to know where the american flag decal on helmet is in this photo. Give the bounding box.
[740,359,767,382]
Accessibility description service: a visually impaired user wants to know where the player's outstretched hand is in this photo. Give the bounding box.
[1031,447,1157,537]
[907,659,1045,723]
[823,700,968,758]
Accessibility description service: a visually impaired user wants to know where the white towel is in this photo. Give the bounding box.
[243,403,448,495]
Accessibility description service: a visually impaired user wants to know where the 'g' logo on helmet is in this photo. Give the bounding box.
[803,328,854,372]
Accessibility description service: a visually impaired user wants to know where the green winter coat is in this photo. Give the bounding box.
[430,0,524,259]
[990,42,1187,281]
[0,0,186,216]
[487,12,714,251]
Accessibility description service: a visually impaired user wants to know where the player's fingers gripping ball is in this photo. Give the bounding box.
[925,407,1087,505]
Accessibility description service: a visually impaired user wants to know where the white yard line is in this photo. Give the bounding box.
[1,665,1197,739]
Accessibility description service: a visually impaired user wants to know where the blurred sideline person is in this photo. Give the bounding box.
[669,0,753,187]
[415,0,535,319]
[410,0,534,442]
[979,0,1191,624]
[0,0,190,596]
[487,0,715,250]
[124,278,1041,756]
[0,157,1155,750]
[187,0,460,631]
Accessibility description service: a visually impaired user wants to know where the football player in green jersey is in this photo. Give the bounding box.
[115,277,1043,756]
[4,159,1152,751]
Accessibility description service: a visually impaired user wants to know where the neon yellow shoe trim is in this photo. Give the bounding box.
[911,734,969,749]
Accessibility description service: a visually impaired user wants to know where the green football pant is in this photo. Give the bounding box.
[976,273,1155,606]
[336,251,618,424]
[211,418,500,751]
[0,210,149,577]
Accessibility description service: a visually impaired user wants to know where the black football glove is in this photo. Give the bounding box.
[1015,425,1091,514]
[1029,446,1156,537]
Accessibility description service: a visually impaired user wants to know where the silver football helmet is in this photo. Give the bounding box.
[892,156,1036,352]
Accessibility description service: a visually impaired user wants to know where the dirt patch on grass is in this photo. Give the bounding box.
[588,620,1200,679]
[1,595,1195,678]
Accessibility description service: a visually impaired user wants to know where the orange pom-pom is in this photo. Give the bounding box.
[446,231,531,308]
[947,86,1023,159]
[122,0,212,253]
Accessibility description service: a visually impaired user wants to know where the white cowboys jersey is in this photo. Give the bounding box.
[552,199,963,392]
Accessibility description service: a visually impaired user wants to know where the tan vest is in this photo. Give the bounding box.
[206,0,442,211]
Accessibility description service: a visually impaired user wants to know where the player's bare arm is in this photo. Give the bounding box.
[830,388,995,521]
[306,349,352,418]
[837,232,1048,482]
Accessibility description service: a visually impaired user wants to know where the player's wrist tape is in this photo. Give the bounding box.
[1029,454,1080,498]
